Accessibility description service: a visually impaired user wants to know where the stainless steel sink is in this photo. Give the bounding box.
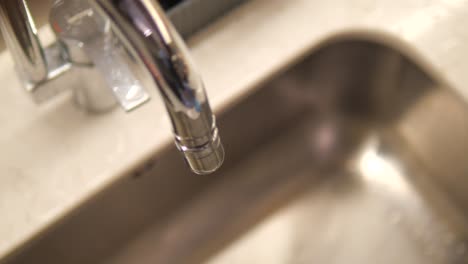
[4,37,468,264]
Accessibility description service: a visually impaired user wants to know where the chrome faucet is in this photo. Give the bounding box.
[0,0,224,174]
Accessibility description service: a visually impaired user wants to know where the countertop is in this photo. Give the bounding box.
[1,0,468,259]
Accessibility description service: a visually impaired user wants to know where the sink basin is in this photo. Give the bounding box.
[4,35,468,264]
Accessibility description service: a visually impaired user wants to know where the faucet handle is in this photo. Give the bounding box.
[82,35,150,111]
[50,0,150,111]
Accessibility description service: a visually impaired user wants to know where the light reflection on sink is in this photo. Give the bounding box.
[4,35,468,264]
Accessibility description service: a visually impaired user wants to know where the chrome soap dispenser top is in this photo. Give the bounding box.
[0,0,224,175]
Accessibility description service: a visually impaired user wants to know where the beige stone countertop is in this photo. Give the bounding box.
[1,0,468,259]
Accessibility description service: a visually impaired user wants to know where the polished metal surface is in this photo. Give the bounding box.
[0,0,116,110]
[50,0,149,112]
[88,0,224,174]
[3,39,468,263]
[0,0,246,50]
[0,0,224,174]
[0,0,48,84]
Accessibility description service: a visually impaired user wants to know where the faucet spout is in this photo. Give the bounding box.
[1,0,224,174]
[88,0,224,174]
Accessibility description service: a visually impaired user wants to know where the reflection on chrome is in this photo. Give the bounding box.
[0,0,224,174]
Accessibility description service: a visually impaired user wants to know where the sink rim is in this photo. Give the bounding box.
[5,30,468,264]
[4,0,468,256]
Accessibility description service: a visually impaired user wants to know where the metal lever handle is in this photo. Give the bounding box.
[0,0,117,112]
[50,0,150,111]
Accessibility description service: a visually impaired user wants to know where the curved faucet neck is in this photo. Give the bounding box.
[88,0,224,174]
[0,0,224,174]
